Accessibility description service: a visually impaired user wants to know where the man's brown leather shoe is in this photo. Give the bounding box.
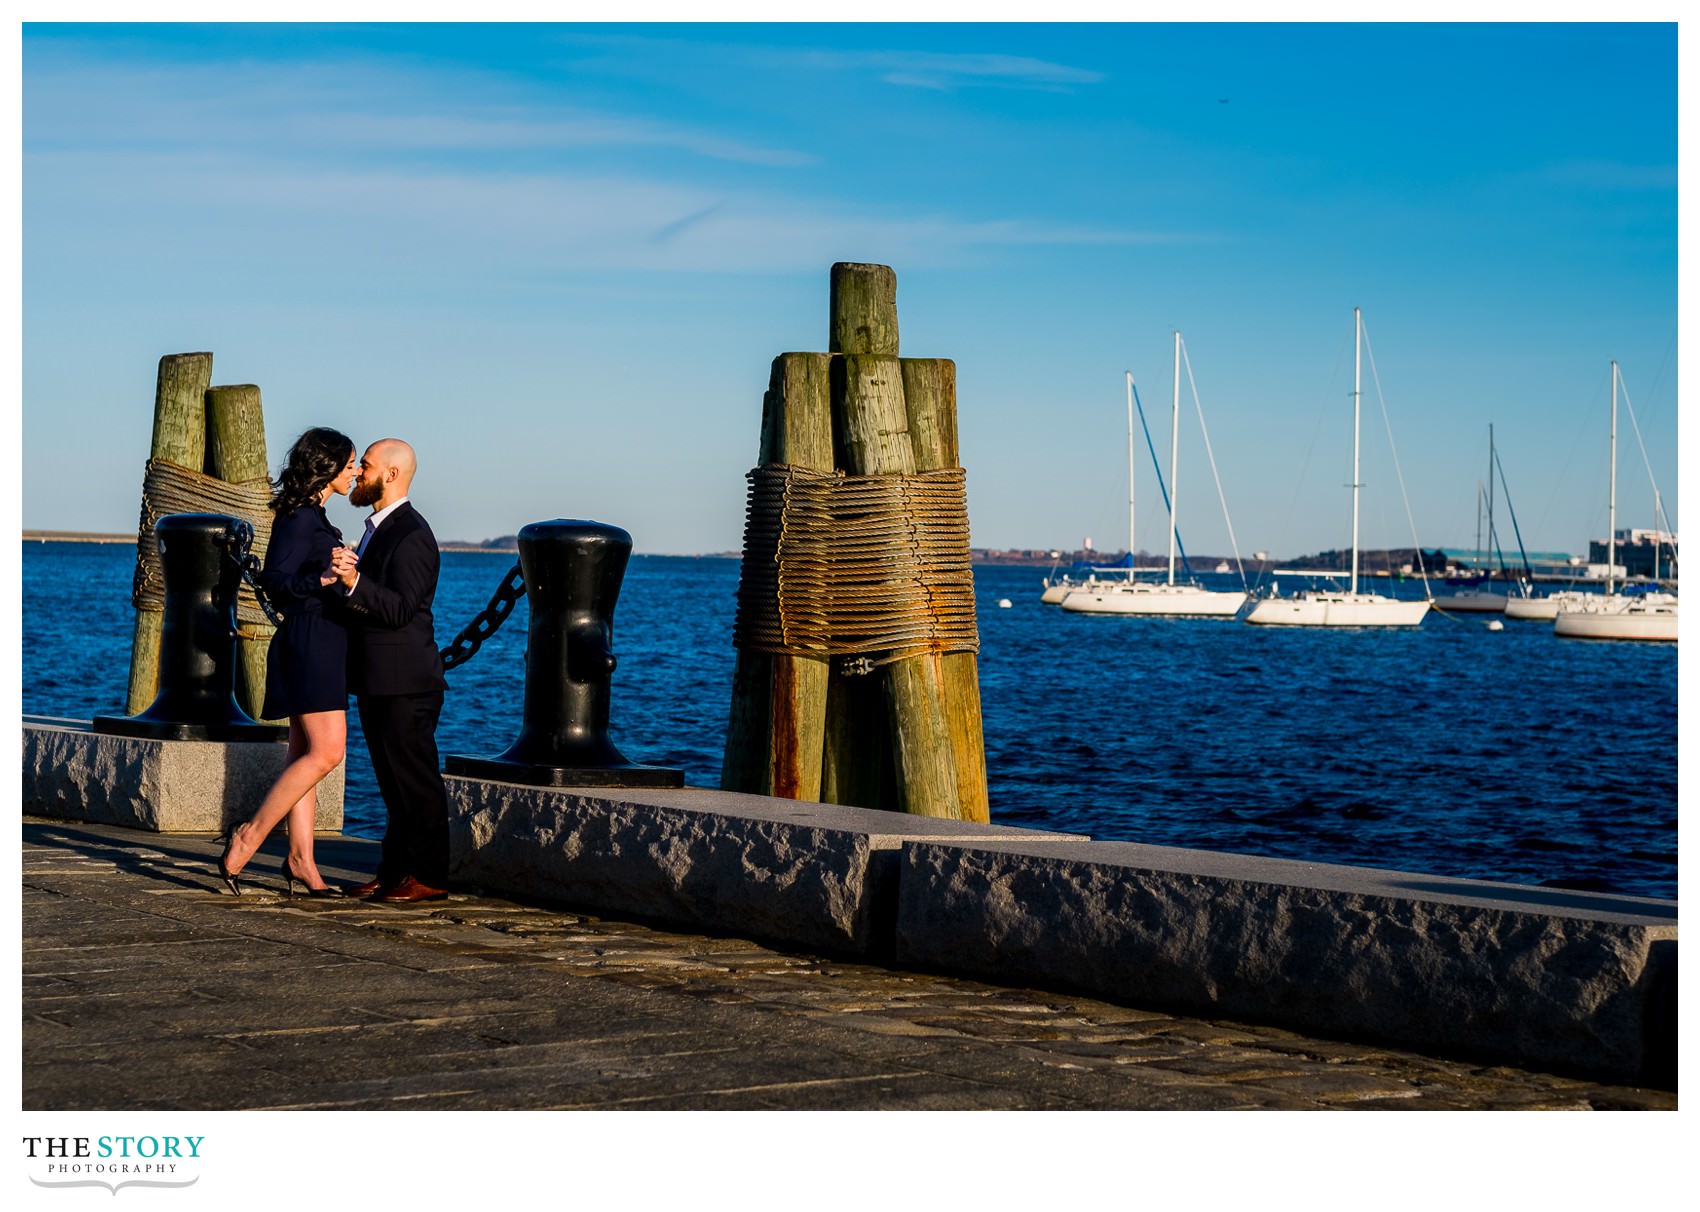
[376,876,448,904]
[345,878,383,898]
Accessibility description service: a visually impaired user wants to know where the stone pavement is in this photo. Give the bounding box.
[21,819,1675,1111]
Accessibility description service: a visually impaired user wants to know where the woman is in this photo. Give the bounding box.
[218,427,358,897]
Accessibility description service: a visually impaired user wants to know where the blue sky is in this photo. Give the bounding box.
[20,21,1679,559]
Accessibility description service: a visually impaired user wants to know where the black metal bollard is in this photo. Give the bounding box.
[445,519,683,788]
[94,513,286,742]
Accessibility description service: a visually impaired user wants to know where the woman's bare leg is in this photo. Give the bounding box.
[225,710,346,877]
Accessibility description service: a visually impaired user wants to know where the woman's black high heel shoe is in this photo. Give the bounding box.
[217,831,243,897]
[282,856,346,899]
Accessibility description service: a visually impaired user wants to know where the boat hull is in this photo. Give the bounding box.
[1553,597,1677,642]
[1243,592,1431,628]
[1042,576,1126,605]
[1435,590,1507,613]
[1503,591,1593,621]
[1061,585,1247,617]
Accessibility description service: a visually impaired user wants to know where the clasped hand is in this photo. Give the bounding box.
[324,545,360,589]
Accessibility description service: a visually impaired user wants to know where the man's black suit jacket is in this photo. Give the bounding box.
[345,501,448,697]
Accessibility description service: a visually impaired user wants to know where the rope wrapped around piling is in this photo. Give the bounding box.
[132,458,275,627]
[732,463,979,669]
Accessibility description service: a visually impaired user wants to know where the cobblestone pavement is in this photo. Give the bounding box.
[22,820,1676,1111]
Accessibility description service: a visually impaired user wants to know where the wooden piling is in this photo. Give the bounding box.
[820,266,900,810]
[125,353,212,714]
[818,349,892,811]
[829,262,899,358]
[721,353,834,798]
[205,384,277,724]
[726,262,988,821]
[901,357,989,823]
[835,352,961,818]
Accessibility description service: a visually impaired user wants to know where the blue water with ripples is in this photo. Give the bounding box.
[22,542,1677,900]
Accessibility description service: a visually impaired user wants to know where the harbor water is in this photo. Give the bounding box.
[21,542,1677,900]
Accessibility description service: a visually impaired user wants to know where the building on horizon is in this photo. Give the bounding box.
[1587,529,1677,581]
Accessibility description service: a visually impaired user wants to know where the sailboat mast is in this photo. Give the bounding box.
[1168,332,1181,585]
[1125,371,1136,574]
[1487,424,1497,580]
[1655,488,1665,583]
[1475,481,1483,568]
[1609,360,1618,596]
[1351,307,1362,596]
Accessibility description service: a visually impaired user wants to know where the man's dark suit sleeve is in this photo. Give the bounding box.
[346,528,439,629]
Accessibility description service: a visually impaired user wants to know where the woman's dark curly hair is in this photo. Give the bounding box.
[271,427,356,515]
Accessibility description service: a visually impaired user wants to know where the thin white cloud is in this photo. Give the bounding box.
[23,48,812,167]
[24,37,1188,282]
[295,110,816,166]
[26,148,1192,279]
[782,49,1107,92]
[556,31,1107,93]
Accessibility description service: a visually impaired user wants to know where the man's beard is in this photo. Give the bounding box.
[349,480,382,508]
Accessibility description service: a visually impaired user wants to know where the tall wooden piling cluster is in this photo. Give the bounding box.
[125,354,278,723]
[724,263,989,821]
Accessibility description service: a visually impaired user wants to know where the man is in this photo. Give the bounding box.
[331,439,452,903]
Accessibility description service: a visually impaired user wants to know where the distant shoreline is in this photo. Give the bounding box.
[22,532,1588,575]
[19,530,692,558]
[18,533,1138,566]
[20,529,527,554]
[23,531,134,544]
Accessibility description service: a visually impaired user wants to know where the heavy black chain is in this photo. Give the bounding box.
[224,520,286,628]
[440,562,526,670]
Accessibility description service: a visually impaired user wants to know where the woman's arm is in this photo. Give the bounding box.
[258,512,339,604]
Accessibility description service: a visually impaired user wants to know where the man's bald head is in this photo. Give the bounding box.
[369,438,416,482]
[350,438,419,510]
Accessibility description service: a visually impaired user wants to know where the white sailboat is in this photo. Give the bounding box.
[1555,590,1678,641]
[1243,308,1431,628]
[1062,333,1247,618]
[1554,361,1677,642]
[1503,588,1597,622]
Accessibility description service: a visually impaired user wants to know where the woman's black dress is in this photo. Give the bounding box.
[259,504,349,719]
